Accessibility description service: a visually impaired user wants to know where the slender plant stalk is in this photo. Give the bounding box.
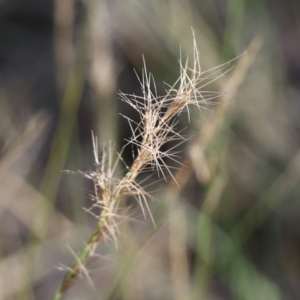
[52,32,231,299]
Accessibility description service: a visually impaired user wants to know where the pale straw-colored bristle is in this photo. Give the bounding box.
[53,32,233,299]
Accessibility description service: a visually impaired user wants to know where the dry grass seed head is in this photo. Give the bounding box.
[72,37,232,241]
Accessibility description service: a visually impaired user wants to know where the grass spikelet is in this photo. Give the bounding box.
[52,34,229,300]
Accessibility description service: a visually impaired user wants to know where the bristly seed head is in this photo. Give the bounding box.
[83,31,231,232]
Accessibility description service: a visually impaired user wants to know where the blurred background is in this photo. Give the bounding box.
[1,0,300,299]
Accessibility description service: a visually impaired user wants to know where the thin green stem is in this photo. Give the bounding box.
[52,214,106,299]
[52,182,124,299]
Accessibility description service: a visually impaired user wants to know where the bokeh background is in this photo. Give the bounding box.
[1,0,300,299]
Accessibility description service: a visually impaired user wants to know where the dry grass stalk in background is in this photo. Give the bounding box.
[166,38,262,300]
[52,34,229,300]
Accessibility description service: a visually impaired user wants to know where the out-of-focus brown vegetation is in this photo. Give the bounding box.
[0,0,300,299]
